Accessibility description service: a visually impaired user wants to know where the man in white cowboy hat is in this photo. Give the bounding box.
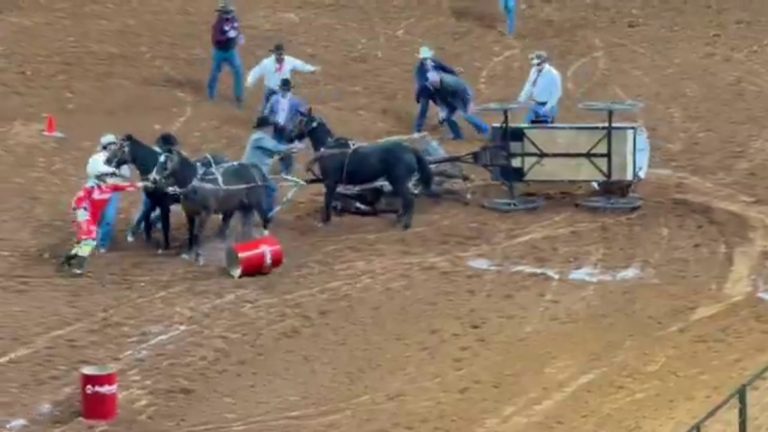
[207,0,245,108]
[414,45,461,134]
[517,50,562,124]
[85,133,132,252]
[246,42,320,115]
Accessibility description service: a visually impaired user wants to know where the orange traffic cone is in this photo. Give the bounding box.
[41,114,65,138]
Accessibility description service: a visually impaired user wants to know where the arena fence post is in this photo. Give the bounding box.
[738,384,747,432]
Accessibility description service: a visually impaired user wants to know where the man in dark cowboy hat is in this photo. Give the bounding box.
[207,0,245,108]
[263,78,309,176]
[242,116,300,216]
[246,42,319,115]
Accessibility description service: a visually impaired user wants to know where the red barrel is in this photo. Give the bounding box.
[80,365,118,422]
[225,235,284,278]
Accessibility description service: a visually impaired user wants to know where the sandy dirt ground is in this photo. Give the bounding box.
[3,0,768,430]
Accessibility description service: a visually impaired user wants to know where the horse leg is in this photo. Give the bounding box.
[182,212,196,260]
[216,210,235,241]
[159,204,171,252]
[239,210,256,241]
[392,179,415,230]
[193,213,211,266]
[322,182,338,225]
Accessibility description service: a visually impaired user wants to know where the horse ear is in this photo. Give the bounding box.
[307,106,313,117]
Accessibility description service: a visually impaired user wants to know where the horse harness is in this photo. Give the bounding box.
[305,141,361,185]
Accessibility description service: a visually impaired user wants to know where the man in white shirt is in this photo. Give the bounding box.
[517,51,562,124]
[86,134,132,252]
[245,43,319,114]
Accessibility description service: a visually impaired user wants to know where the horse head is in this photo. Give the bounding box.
[294,107,334,152]
[149,149,182,188]
[105,134,135,168]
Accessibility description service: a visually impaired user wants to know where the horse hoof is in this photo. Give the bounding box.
[181,253,193,261]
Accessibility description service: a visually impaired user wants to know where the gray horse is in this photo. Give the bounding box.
[150,149,273,265]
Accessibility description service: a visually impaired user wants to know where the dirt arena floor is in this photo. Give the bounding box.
[4,0,768,430]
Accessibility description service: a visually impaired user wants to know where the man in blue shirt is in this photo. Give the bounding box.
[207,0,245,108]
[242,116,299,216]
[413,46,460,135]
[264,78,308,175]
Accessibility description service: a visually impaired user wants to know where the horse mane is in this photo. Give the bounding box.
[169,150,199,189]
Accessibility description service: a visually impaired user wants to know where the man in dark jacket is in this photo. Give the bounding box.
[427,71,490,140]
[413,46,459,134]
[206,0,244,108]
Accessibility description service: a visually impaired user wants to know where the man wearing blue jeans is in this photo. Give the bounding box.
[517,51,562,124]
[500,0,516,35]
[86,134,132,252]
[245,43,319,115]
[426,71,490,140]
[264,78,309,176]
[241,116,299,216]
[207,1,244,108]
[413,46,459,134]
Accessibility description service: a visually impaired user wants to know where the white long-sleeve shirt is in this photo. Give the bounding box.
[86,151,131,184]
[517,64,562,111]
[245,55,318,90]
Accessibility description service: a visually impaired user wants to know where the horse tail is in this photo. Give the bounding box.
[411,147,433,192]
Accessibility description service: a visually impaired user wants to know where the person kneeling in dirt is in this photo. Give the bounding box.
[242,115,300,217]
[62,175,146,275]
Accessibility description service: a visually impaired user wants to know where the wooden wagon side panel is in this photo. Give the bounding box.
[503,125,638,182]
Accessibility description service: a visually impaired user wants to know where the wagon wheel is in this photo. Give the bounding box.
[595,180,634,197]
[483,196,544,213]
[576,195,643,212]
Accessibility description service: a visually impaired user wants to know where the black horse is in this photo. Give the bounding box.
[293,109,435,230]
[105,133,229,251]
[150,149,273,265]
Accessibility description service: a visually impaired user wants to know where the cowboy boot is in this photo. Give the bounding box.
[60,253,76,269]
[69,256,87,276]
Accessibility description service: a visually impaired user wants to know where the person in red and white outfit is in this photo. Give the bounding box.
[245,43,319,114]
[62,174,146,275]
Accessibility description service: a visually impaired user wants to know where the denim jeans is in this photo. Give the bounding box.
[207,48,244,105]
[525,103,558,124]
[97,193,120,250]
[444,107,490,140]
[414,97,432,133]
[261,87,278,115]
[273,126,294,176]
[500,0,516,35]
[265,179,278,217]
[128,195,161,240]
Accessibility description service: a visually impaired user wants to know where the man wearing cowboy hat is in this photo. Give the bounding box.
[85,133,132,252]
[413,45,462,134]
[246,43,319,115]
[207,0,245,108]
[242,116,300,216]
[517,50,562,124]
[426,71,490,140]
[263,78,309,175]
